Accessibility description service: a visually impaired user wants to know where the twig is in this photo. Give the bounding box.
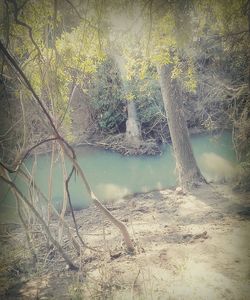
[131,269,141,300]
[10,0,43,59]
[0,41,135,253]
[18,167,98,253]
[0,173,78,270]
[4,168,38,263]
[64,0,98,30]
[0,137,58,173]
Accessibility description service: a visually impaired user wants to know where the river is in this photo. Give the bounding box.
[0,131,237,223]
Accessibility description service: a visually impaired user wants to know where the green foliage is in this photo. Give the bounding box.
[89,57,126,133]
[134,79,166,140]
[3,0,109,144]
[56,24,105,78]
[197,0,247,36]
[147,12,176,66]
[88,52,166,140]
[1,0,249,168]
[122,53,166,140]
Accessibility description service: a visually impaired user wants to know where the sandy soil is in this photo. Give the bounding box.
[1,183,250,299]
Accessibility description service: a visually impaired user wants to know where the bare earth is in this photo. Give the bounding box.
[2,183,250,299]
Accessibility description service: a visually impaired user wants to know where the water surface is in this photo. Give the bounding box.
[0,131,236,222]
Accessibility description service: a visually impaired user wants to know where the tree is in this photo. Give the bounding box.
[112,51,142,146]
[0,0,136,265]
[185,0,249,190]
[89,56,126,134]
[126,100,142,145]
[158,64,205,188]
[140,1,207,189]
[152,0,249,189]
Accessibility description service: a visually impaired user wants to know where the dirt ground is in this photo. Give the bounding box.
[1,183,250,299]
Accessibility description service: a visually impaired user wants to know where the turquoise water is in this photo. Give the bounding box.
[0,131,236,222]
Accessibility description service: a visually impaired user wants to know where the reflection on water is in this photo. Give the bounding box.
[198,152,239,182]
[0,132,237,222]
[96,183,130,202]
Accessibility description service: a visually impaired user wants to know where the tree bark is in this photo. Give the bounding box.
[125,100,141,146]
[158,64,206,189]
[111,52,141,147]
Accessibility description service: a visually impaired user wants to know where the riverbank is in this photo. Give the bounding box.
[1,183,249,299]
[29,127,213,157]
[37,128,236,161]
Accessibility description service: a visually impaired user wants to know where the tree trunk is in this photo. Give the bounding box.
[158,64,206,189]
[125,100,141,146]
[111,52,141,146]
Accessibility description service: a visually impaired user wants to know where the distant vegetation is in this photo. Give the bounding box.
[0,0,249,279]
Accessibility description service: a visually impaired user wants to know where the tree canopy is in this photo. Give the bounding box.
[0,0,249,184]
[0,0,249,292]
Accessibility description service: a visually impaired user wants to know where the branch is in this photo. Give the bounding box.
[0,40,135,253]
[65,165,88,249]
[9,0,43,59]
[58,84,77,128]
[64,0,98,30]
[18,167,98,253]
[60,141,135,253]
[207,30,249,42]
[0,42,51,128]
[3,168,37,263]
[0,173,78,270]
[15,0,29,13]
[3,0,10,49]
[0,137,58,173]
[0,40,74,157]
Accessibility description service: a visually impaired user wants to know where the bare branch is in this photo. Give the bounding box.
[9,0,43,59]
[64,0,98,30]
[3,168,37,263]
[0,137,58,173]
[0,173,78,270]
[17,168,97,253]
[0,40,135,253]
[58,84,77,128]
[0,40,74,157]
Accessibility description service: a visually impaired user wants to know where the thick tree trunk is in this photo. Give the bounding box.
[158,64,206,189]
[125,100,141,146]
